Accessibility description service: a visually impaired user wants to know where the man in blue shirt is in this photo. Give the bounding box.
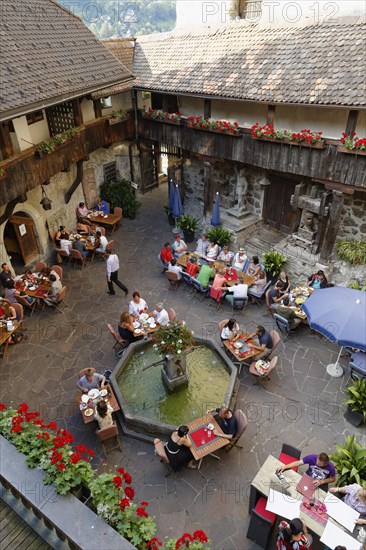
[95,199,110,214]
[245,325,273,359]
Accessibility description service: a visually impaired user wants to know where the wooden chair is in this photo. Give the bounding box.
[168,308,176,323]
[154,438,172,476]
[265,288,274,317]
[51,265,63,281]
[12,302,24,323]
[50,286,67,313]
[50,231,57,244]
[35,261,48,273]
[268,330,281,357]
[113,207,123,231]
[225,409,248,452]
[55,248,71,266]
[71,249,87,270]
[248,280,272,307]
[107,324,128,354]
[97,422,122,457]
[96,226,106,236]
[165,271,181,291]
[16,295,37,317]
[232,296,248,316]
[249,356,278,383]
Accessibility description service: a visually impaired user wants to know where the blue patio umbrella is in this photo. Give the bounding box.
[302,287,366,377]
[172,185,183,229]
[211,192,221,226]
[168,179,175,213]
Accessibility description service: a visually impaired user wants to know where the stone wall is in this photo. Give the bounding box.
[337,192,366,241]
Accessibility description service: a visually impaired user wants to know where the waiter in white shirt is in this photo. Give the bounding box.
[105,250,128,296]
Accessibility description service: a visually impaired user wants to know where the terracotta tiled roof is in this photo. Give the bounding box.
[92,39,135,98]
[133,18,366,106]
[0,0,134,121]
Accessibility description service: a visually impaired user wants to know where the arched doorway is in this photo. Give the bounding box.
[4,212,40,269]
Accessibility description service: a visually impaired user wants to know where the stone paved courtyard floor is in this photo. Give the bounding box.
[0,184,363,549]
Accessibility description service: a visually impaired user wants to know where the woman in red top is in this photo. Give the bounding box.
[160,242,173,268]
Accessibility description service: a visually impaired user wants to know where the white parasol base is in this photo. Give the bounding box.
[326,363,344,378]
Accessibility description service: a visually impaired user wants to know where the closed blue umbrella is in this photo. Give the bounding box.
[211,192,221,226]
[168,179,175,213]
[302,287,366,377]
[172,185,183,219]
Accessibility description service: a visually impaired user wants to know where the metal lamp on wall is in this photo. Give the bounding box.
[40,185,52,210]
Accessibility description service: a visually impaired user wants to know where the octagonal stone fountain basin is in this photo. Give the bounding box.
[111,336,239,439]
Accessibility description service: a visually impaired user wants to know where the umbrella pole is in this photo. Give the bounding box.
[326,346,344,378]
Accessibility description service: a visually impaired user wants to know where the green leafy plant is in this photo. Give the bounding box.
[340,132,366,151]
[100,179,141,218]
[331,435,366,488]
[348,281,366,291]
[163,204,173,217]
[344,379,366,420]
[143,108,181,123]
[110,109,128,120]
[187,116,240,135]
[205,226,233,247]
[35,127,80,155]
[177,214,199,233]
[152,320,194,356]
[336,239,366,265]
[262,250,287,276]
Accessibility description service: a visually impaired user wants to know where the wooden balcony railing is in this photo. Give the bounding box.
[137,116,366,190]
[0,116,135,206]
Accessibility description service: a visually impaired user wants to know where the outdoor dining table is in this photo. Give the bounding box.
[133,314,160,337]
[186,413,229,469]
[69,234,97,260]
[15,277,51,299]
[224,332,260,363]
[0,321,20,358]
[77,384,120,425]
[88,211,121,235]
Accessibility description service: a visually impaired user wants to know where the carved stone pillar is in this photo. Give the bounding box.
[320,190,344,262]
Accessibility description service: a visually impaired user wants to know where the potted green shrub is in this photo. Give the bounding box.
[344,379,366,427]
[262,250,287,282]
[163,205,175,226]
[100,179,141,219]
[331,435,366,488]
[177,214,199,243]
[336,239,366,266]
[205,226,233,247]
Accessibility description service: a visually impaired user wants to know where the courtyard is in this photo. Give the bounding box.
[0,184,363,549]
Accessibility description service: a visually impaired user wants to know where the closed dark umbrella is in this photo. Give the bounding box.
[168,179,175,213]
[302,287,366,377]
[211,192,221,226]
[172,185,183,230]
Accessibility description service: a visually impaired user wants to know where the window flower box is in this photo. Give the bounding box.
[142,108,181,125]
[34,128,81,158]
[187,116,241,136]
[107,110,129,125]
[252,136,325,149]
[337,145,366,156]
[338,134,366,155]
[251,123,325,148]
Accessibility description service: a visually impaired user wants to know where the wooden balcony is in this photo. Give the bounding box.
[0,116,135,206]
[138,116,366,190]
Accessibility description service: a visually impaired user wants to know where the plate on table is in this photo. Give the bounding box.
[140,313,149,321]
[207,423,214,430]
[133,321,140,328]
[81,394,89,404]
[295,297,306,305]
[147,317,155,324]
[234,342,243,349]
[28,286,37,291]
[149,323,156,329]
[88,389,100,399]
[84,408,94,417]
[100,389,108,397]
[134,328,142,334]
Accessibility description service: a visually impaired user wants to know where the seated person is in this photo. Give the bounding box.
[276,518,312,550]
[43,274,62,306]
[276,296,302,330]
[206,241,219,262]
[160,242,173,269]
[40,266,51,278]
[77,202,92,226]
[128,291,148,317]
[186,256,199,278]
[329,484,366,525]
[59,237,72,255]
[218,245,234,265]
[267,283,286,310]
[307,269,328,289]
[233,248,248,271]
[276,270,291,294]
[72,234,89,257]
[245,325,273,359]
[95,198,110,214]
[277,452,336,489]
[95,230,108,253]
[207,406,238,440]
[195,233,209,257]
[220,318,240,342]
[75,221,92,236]
[162,425,197,471]
[196,263,215,288]
[172,234,187,258]
[153,303,169,326]
[0,263,14,289]
[118,311,140,344]
[212,267,228,290]
[5,280,34,305]
[0,301,16,321]
[225,282,248,304]
[250,271,267,297]
[246,255,261,278]
[24,270,36,282]
[55,226,69,247]
[94,400,113,429]
[167,258,183,280]
[77,368,106,393]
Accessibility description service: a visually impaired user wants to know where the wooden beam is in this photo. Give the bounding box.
[320,190,344,262]
[0,195,27,226]
[345,109,359,136]
[266,105,276,126]
[204,99,211,120]
[64,159,84,204]
[0,122,14,159]
[93,99,102,119]
[72,98,83,127]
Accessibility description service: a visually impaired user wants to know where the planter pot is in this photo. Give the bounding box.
[337,145,366,156]
[108,116,128,125]
[266,271,278,284]
[344,405,365,427]
[252,136,325,149]
[183,230,195,243]
[188,126,241,137]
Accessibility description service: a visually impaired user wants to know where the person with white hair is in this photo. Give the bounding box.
[153,303,169,326]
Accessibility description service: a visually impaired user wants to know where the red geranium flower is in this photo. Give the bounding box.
[136,507,149,518]
[57,463,66,471]
[124,486,135,500]
[46,422,57,430]
[70,452,81,464]
[123,472,132,484]
[146,537,163,549]
[18,403,28,413]
[193,530,208,543]
[118,497,130,511]
[0,403,7,411]
[140,501,148,506]
[117,467,125,474]
[113,475,123,488]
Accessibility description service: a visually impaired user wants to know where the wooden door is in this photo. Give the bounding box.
[139,141,158,193]
[263,175,297,233]
[9,215,39,265]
